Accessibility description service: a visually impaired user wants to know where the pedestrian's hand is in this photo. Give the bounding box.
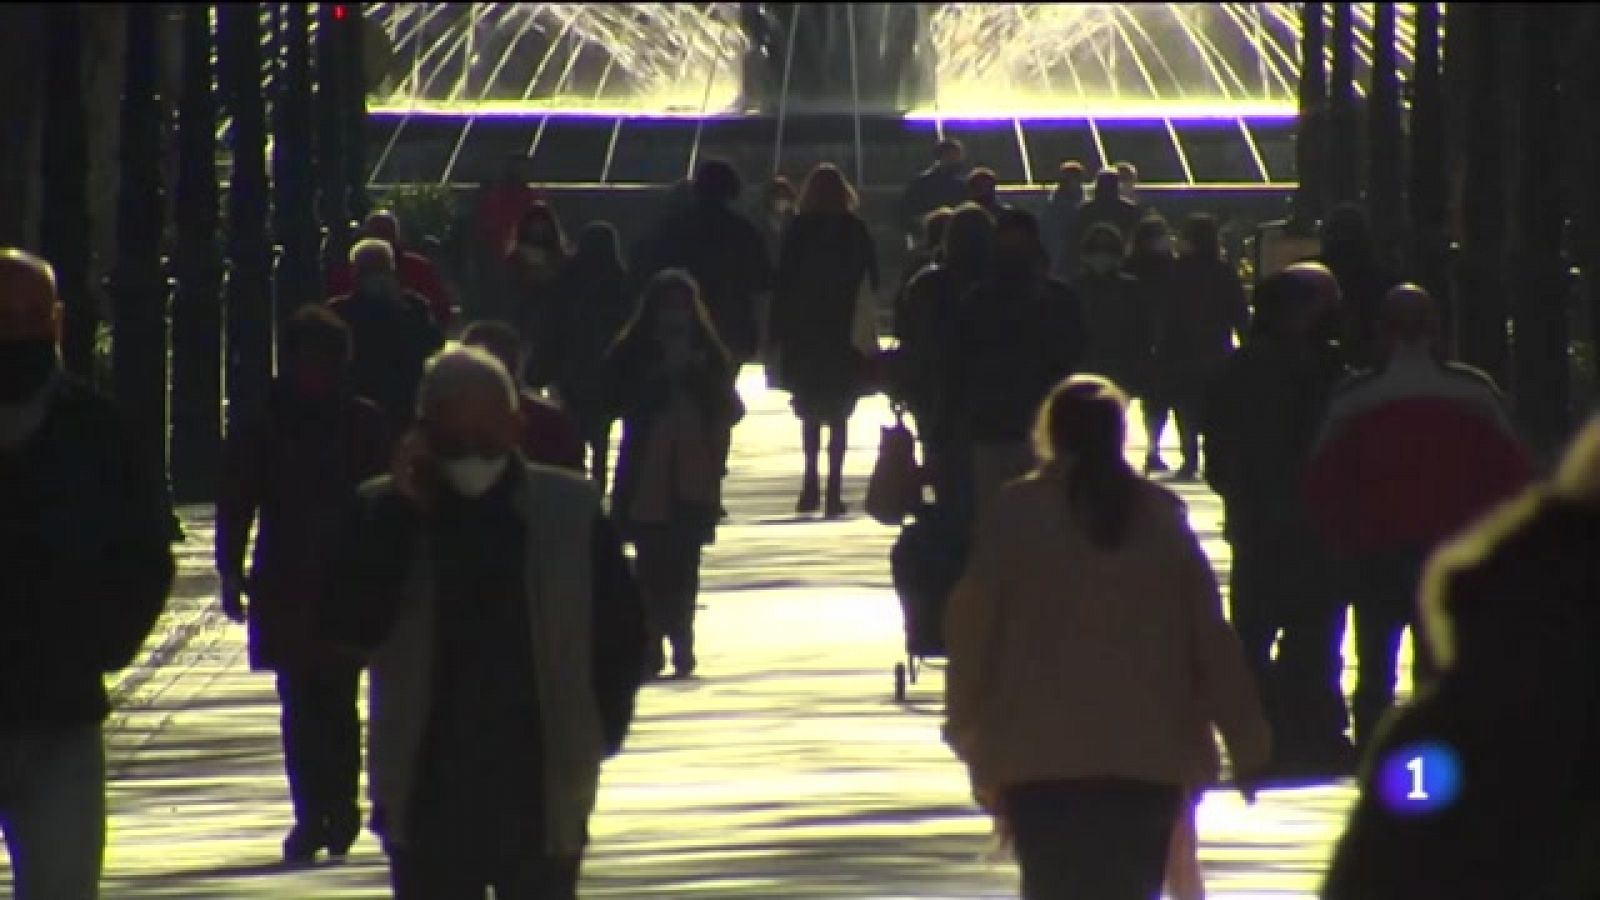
[219,573,248,624]
[392,428,437,509]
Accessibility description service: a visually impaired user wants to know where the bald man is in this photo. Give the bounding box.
[329,346,645,899]
[329,238,445,433]
[326,211,454,327]
[1306,283,1534,752]
[1202,265,1358,780]
[0,249,173,898]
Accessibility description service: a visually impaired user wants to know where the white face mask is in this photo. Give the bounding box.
[440,455,510,497]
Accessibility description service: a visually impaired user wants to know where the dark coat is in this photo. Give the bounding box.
[1043,190,1083,280]
[551,260,633,434]
[945,274,1088,444]
[330,288,445,432]
[1321,249,1398,372]
[505,249,571,389]
[0,378,173,728]
[1074,269,1156,396]
[216,381,391,670]
[1074,195,1144,247]
[640,202,773,363]
[1323,490,1600,899]
[1153,255,1250,400]
[771,211,879,420]
[893,263,984,441]
[1204,337,1347,546]
[603,334,743,546]
[900,162,967,236]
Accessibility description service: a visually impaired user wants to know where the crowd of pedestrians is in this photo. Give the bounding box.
[0,130,1585,900]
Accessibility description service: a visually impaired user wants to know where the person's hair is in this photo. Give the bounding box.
[1080,223,1126,257]
[995,207,1042,243]
[1179,213,1222,262]
[349,237,396,270]
[416,344,520,418]
[764,177,797,207]
[1033,375,1139,550]
[459,320,527,387]
[1115,161,1138,182]
[363,210,401,244]
[798,163,858,215]
[693,158,742,205]
[942,203,996,276]
[515,203,567,251]
[1250,269,1315,340]
[1381,284,1441,345]
[923,207,955,249]
[610,269,733,369]
[1058,160,1086,182]
[281,304,352,363]
[572,221,625,274]
[966,167,998,195]
[1130,216,1171,256]
[1093,169,1120,201]
[936,138,964,159]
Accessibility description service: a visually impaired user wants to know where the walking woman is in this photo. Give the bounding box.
[770,163,879,518]
[604,270,744,679]
[944,376,1270,900]
[554,221,634,491]
[505,202,570,389]
[215,307,391,864]
[1075,223,1156,410]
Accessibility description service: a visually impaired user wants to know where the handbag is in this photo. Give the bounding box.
[865,407,922,526]
[852,278,880,359]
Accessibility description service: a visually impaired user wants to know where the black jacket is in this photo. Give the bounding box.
[330,288,445,432]
[900,163,968,236]
[640,202,773,363]
[0,378,174,730]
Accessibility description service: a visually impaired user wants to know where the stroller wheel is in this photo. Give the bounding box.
[893,663,907,702]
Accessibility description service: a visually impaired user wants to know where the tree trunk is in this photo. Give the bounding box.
[170,2,223,503]
[218,2,274,434]
[111,3,169,499]
[1410,3,1449,331]
[1366,3,1405,266]
[1456,4,1510,386]
[1291,1,1327,234]
[343,6,370,223]
[272,2,318,321]
[315,2,349,273]
[39,5,95,379]
[0,6,44,250]
[1510,4,1570,454]
[1328,2,1360,208]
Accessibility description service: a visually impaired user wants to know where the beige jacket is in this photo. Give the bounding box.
[943,469,1270,795]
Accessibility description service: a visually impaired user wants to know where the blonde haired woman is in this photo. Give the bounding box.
[944,375,1270,899]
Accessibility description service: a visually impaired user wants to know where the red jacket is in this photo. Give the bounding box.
[1305,358,1535,557]
[327,251,453,327]
[478,183,545,257]
[521,391,585,473]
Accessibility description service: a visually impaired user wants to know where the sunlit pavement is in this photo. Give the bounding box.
[4,371,1405,898]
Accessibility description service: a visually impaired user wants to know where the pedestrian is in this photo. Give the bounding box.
[326,210,455,328]
[1075,168,1143,249]
[603,270,744,679]
[895,204,997,510]
[460,320,586,473]
[771,163,880,518]
[895,206,954,328]
[0,248,174,899]
[1319,205,1398,371]
[215,305,390,865]
[899,138,968,248]
[944,208,1088,521]
[1116,161,1142,206]
[473,156,542,321]
[329,238,445,434]
[966,167,1010,219]
[1202,263,1356,780]
[637,159,772,368]
[505,203,571,389]
[549,222,634,490]
[944,375,1269,900]
[329,345,647,900]
[1043,160,1087,280]
[756,176,798,265]
[1304,284,1534,752]
[1152,214,1250,480]
[1322,417,1600,899]
[1075,223,1156,409]
[1123,216,1179,475]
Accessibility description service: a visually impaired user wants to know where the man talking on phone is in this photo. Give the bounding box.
[329,345,646,899]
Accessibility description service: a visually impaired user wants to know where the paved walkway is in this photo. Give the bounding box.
[4,372,1403,898]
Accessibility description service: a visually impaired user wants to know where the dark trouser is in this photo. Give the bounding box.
[275,663,362,832]
[1145,393,1202,471]
[1005,778,1182,900]
[634,526,704,672]
[0,724,105,900]
[390,848,582,900]
[1230,539,1351,755]
[801,416,850,501]
[1349,547,1434,750]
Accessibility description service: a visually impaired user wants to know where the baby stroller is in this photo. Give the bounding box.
[889,501,970,702]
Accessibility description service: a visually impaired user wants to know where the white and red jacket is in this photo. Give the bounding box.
[1304,345,1536,558]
